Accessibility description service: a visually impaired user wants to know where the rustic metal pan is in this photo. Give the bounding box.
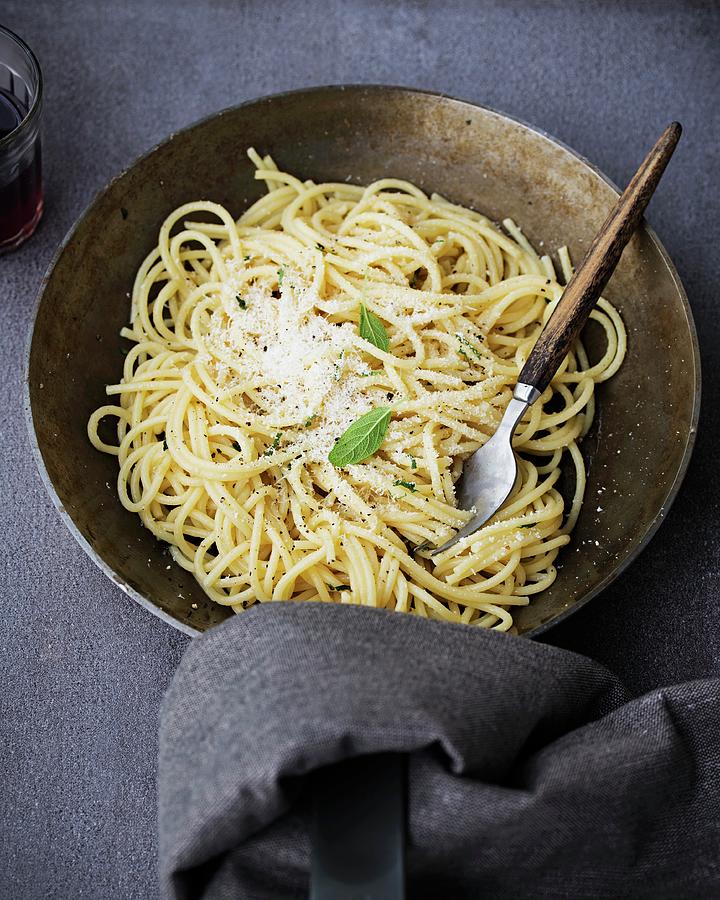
[25,86,700,637]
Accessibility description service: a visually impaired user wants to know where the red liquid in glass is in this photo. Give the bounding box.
[0,87,43,250]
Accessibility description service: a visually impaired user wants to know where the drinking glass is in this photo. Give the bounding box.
[0,25,43,254]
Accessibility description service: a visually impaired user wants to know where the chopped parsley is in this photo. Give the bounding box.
[232,441,241,452]
[235,294,247,309]
[330,585,352,592]
[407,453,417,470]
[394,479,416,492]
[304,415,317,427]
[277,267,285,285]
[456,334,484,361]
[263,432,283,456]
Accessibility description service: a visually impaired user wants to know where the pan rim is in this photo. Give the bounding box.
[23,83,702,639]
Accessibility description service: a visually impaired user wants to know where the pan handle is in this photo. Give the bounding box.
[310,753,406,899]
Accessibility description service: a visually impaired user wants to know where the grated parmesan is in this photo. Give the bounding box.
[205,272,379,462]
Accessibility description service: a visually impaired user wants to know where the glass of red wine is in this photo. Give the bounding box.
[0,25,42,254]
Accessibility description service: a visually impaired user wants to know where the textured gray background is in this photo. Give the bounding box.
[1,1,718,897]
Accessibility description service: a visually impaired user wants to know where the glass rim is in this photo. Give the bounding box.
[0,24,43,151]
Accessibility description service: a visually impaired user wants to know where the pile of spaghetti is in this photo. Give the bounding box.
[88,150,625,630]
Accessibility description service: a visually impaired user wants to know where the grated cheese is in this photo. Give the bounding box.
[205,272,378,462]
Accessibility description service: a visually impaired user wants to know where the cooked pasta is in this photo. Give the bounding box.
[88,150,626,630]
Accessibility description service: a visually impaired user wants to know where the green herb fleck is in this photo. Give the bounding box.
[407,453,417,470]
[394,479,416,492]
[244,254,251,261]
[358,303,389,353]
[232,441,241,452]
[457,334,484,360]
[263,432,282,456]
[163,439,168,451]
[316,242,326,252]
[235,293,247,309]
[330,585,352,592]
[328,407,392,467]
[277,268,285,286]
[304,415,317,427]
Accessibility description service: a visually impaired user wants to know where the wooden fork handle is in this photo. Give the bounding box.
[518,122,681,395]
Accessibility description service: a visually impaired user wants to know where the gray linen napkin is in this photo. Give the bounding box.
[158,603,720,899]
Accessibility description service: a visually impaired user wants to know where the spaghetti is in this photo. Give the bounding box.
[88,150,626,630]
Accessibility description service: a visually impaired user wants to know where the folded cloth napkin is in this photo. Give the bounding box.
[158,604,720,899]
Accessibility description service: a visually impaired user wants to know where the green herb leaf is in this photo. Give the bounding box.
[235,294,246,309]
[358,303,389,353]
[243,254,251,261]
[394,479,416,492]
[277,268,285,286]
[328,407,392,467]
[331,585,352,592]
[408,453,417,470]
[232,441,241,452]
[304,415,316,427]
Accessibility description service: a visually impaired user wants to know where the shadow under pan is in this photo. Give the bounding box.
[25,86,700,637]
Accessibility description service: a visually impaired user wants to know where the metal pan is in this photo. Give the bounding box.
[25,86,700,638]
